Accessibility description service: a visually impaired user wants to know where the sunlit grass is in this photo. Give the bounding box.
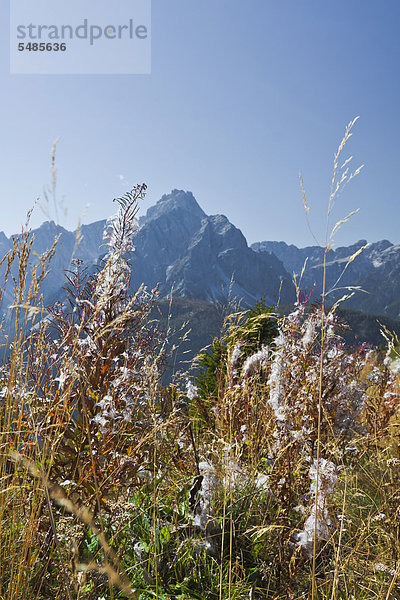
[1,124,400,599]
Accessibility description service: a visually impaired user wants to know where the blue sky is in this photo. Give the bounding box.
[1,0,400,247]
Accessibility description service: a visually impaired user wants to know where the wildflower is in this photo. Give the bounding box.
[95,395,112,410]
[302,316,316,349]
[293,505,306,515]
[95,188,142,313]
[229,343,242,371]
[255,473,269,489]
[389,358,400,375]
[192,460,219,548]
[186,380,198,400]
[242,345,269,378]
[92,413,109,431]
[54,370,67,389]
[373,563,396,575]
[267,332,286,424]
[372,513,386,522]
[295,458,337,557]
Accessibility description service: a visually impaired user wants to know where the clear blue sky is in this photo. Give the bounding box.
[1,0,400,247]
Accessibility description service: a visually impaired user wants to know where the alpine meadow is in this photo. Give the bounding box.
[1,117,400,600]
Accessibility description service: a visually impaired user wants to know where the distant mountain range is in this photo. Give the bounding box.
[1,189,400,345]
[251,239,400,319]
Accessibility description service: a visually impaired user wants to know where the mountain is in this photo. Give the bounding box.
[128,190,294,306]
[252,239,400,319]
[0,190,295,322]
[2,189,400,349]
[0,219,106,318]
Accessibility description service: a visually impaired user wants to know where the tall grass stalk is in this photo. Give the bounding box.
[2,127,400,599]
[299,117,365,600]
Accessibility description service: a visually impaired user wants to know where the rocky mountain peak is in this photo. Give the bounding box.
[143,189,206,225]
[4,189,400,321]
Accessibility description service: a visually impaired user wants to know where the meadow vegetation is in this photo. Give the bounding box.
[2,124,400,599]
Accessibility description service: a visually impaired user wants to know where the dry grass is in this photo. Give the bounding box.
[1,125,400,599]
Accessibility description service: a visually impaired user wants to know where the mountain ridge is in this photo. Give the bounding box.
[1,189,400,323]
[251,239,400,318]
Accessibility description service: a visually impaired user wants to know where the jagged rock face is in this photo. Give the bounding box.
[129,191,294,306]
[163,214,292,305]
[252,241,326,275]
[0,190,295,314]
[129,190,207,291]
[352,244,400,318]
[251,239,400,318]
[0,219,106,318]
[3,189,400,320]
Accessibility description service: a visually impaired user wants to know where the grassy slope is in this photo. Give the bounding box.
[153,297,400,380]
